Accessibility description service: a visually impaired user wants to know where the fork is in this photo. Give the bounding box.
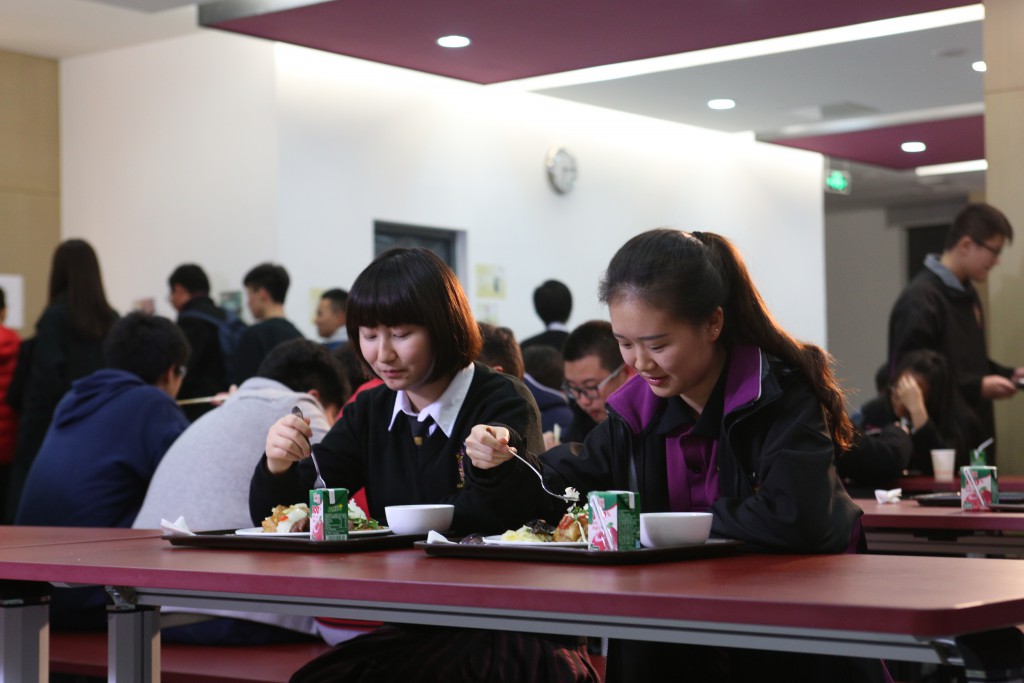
[291,406,326,489]
[507,448,578,503]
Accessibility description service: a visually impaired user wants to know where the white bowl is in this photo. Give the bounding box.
[640,512,713,547]
[384,504,454,535]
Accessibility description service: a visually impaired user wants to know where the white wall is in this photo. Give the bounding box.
[60,31,827,347]
[824,207,904,408]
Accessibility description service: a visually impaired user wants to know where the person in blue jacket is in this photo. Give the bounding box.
[16,311,190,630]
[473,228,884,682]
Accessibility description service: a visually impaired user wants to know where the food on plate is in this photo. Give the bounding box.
[348,499,381,531]
[261,503,310,533]
[500,519,555,542]
[552,505,588,542]
[499,503,590,543]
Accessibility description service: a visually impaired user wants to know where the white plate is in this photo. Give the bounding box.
[482,535,588,548]
[348,527,391,537]
[235,527,309,537]
[234,527,392,538]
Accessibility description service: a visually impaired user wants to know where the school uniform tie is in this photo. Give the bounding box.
[407,414,434,447]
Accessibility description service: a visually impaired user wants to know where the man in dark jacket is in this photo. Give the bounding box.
[169,263,233,420]
[887,203,1023,461]
[231,263,304,386]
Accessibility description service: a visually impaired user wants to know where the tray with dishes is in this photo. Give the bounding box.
[416,537,742,565]
[417,511,742,565]
[915,492,1024,507]
[164,500,425,552]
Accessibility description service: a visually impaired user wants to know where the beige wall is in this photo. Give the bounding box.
[0,49,60,336]
[985,0,1024,474]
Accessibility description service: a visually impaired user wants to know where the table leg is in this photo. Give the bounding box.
[0,581,50,683]
[107,586,160,683]
[956,628,1024,683]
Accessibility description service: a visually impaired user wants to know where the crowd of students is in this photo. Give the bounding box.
[0,204,1019,682]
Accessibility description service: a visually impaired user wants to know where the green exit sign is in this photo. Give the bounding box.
[824,169,851,194]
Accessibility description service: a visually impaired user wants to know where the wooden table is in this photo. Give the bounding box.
[1,529,1023,682]
[856,497,1024,557]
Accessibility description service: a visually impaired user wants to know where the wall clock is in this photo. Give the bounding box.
[545,146,577,194]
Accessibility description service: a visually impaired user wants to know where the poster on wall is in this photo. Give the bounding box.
[0,274,24,329]
[475,264,506,300]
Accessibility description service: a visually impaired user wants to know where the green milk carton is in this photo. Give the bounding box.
[310,488,349,540]
[587,490,641,551]
[960,467,998,511]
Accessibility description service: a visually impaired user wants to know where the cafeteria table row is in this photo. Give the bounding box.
[856,497,1024,557]
[1,526,1023,683]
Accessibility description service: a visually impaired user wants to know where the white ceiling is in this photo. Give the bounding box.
[0,0,987,210]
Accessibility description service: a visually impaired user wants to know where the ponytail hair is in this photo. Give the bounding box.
[599,228,852,450]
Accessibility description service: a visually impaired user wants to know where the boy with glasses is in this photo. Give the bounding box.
[888,202,1024,463]
[562,320,634,442]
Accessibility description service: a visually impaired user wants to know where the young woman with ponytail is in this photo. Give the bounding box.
[536,228,886,682]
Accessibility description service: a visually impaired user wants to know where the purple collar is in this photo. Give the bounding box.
[608,345,764,434]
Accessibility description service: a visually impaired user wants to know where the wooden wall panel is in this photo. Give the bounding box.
[0,49,60,336]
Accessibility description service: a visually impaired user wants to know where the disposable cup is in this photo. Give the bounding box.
[931,449,956,482]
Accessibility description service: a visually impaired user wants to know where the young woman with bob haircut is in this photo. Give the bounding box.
[251,248,597,683]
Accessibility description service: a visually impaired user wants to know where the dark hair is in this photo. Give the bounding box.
[257,338,350,409]
[893,350,973,456]
[874,362,891,395]
[243,263,290,303]
[523,345,565,391]
[346,248,481,384]
[320,288,349,313]
[563,320,623,373]
[104,312,190,384]
[0,286,5,311]
[599,229,853,450]
[49,239,118,341]
[945,203,1014,250]
[168,264,211,296]
[332,342,368,395]
[533,280,572,325]
[477,323,524,380]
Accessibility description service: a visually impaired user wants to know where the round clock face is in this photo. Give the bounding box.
[545,147,577,194]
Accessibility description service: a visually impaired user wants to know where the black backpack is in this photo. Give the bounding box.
[178,309,247,382]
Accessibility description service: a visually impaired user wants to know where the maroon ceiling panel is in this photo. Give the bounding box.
[770,115,984,170]
[207,0,974,84]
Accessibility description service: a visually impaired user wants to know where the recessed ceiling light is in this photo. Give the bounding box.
[437,35,471,48]
[707,99,736,110]
[973,60,987,72]
[901,141,927,153]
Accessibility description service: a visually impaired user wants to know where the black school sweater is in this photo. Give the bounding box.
[249,363,546,535]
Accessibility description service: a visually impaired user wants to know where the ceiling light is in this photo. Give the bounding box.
[915,159,988,176]
[901,141,927,153]
[437,35,470,48]
[973,60,987,72]
[707,99,736,110]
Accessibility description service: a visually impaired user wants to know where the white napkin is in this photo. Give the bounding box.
[426,530,456,544]
[874,488,902,504]
[160,516,195,536]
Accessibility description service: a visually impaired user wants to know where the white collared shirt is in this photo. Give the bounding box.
[387,363,476,439]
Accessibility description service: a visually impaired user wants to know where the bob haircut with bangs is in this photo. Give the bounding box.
[346,248,482,385]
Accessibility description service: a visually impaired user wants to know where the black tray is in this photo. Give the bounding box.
[915,492,1024,507]
[415,538,743,565]
[164,529,427,553]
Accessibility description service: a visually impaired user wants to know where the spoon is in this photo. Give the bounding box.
[291,406,326,489]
